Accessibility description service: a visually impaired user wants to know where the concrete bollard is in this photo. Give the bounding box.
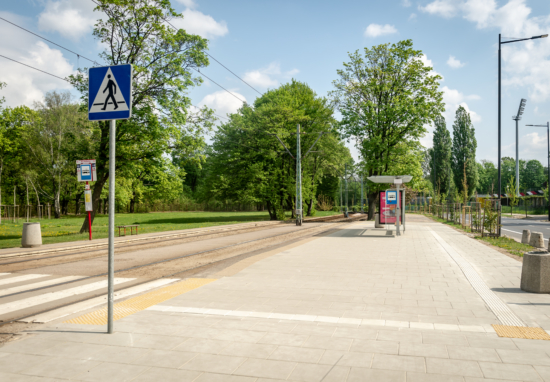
[21,222,42,248]
[375,213,383,228]
[529,232,545,248]
[521,251,550,293]
[522,230,531,244]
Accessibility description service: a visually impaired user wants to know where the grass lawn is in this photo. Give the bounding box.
[0,210,341,249]
[501,205,547,216]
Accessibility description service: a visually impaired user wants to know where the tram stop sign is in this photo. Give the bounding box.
[77,160,97,182]
[88,64,133,121]
[386,190,398,205]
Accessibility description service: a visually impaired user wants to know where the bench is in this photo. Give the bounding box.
[117,224,139,237]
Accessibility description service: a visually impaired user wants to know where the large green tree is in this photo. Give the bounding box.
[70,0,214,232]
[430,115,452,195]
[522,159,545,191]
[451,106,477,197]
[331,39,444,219]
[205,81,350,220]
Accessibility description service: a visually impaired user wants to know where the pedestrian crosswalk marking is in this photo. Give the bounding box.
[0,277,134,316]
[0,274,50,287]
[0,276,83,297]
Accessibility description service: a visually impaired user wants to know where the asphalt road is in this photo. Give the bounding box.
[501,217,550,243]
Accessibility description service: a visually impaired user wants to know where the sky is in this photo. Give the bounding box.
[1,0,550,166]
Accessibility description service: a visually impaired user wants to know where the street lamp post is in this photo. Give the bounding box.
[498,33,547,235]
[513,99,527,196]
[526,122,550,221]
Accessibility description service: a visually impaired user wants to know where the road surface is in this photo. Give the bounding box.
[501,217,550,243]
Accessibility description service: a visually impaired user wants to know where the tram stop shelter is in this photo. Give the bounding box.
[367,175,412,236]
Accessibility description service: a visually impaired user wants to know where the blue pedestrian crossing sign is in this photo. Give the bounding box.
[88,64,132,121]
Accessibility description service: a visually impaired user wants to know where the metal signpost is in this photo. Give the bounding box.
[88,64,132,334]
[76,159,97,240]
[296,125,302,226]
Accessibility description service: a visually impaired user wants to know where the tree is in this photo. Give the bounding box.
[522,159,545,191]
[21,91,93,218]
[451,106,477,197]
[205,81,350,220]
[331,39,444,219]
[69,0,214,232]
[431,114,452,195]
[506,175,519,215]
[477,160,497,195]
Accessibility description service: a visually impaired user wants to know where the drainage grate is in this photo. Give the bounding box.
[429,229,525,327]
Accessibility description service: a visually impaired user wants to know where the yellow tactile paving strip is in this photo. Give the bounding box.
[493,325,550,340]
[64,278,216,325]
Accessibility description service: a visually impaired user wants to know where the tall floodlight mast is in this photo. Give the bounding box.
[513,99,527,196]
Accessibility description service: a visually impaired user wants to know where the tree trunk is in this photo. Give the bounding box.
[306,198,313,216]
[54,191,61,218]
[367,191,378,220]
[75,191,83,216]
[80,121,110,233]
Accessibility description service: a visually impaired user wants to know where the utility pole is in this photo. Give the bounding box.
[361,176,364,213]
[296,124,302,226]
[344,164,348,217]
[339,177,343,213]
[513,99,526,196]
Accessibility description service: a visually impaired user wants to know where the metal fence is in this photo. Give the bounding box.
[407,200,501,237]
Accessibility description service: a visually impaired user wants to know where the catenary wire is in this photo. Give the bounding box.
[191,67,247,104]
[0,17,101,66]
[0,54,71,82]
[89,0,249,107]
[0,53,228,122]
[163,19,263,96]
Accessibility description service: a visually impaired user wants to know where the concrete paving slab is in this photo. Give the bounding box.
[6,219,550,381]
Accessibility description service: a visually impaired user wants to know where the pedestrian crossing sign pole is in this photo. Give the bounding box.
[88,64,132,334]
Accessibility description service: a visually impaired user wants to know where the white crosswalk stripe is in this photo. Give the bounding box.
[0,274,50,286]
[20,278,179,323]
[0,277,134,316]
[0,276,84,297]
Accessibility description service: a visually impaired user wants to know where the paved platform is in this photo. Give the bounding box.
[3,218,550,381]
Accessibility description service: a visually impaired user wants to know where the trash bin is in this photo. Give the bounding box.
[21,222,42,248]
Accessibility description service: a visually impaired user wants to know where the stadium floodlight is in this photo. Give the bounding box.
[497,33,547,236]
[512,98,527,197]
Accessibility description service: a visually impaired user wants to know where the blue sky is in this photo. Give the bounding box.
[1,0,550,165]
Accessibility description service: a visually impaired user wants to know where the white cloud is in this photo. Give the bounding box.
[419,0,458,18]
[170,8,228,39]
[402,0,412,7]
[242,63,299,89]
[364,24,398,38]
[502,131,548,161]
[176,0,197,8]
[447,55,465,68]
[38,0,96,41]
[0,13,75,107]
[442,86,481,124]
[409,13,417,20]
[198,90,246,119]
[420,0,550,102]
[418,54,444,80]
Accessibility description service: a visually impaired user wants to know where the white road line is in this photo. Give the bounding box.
[21,278,179,323]
[0,274,50,287]
[146,305,494,334]
[0,278,134,316]
[0,276,83,297]
[502,228,548,241]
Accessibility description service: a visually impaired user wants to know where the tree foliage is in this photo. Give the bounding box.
[430,115,452,195]
[331,39,444,218]
[204,81,350,220]
[68,0,214,232]
[451,106,477,197]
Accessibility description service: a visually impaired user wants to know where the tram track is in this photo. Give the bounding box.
[0,219,357,326]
